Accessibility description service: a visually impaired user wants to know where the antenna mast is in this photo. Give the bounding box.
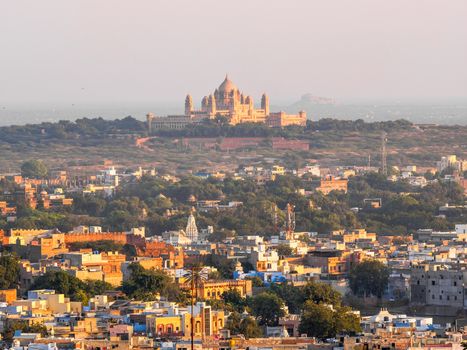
[381,132,388,175]
[272,203,278,234]
[285,203,295,240]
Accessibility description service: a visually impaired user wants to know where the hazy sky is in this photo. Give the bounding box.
[1,0,466,107]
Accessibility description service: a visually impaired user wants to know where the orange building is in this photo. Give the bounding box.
[63,251,125,286]
[142,241,184,269]
[29,232,68,259]
[182,280,252,300]
[0,289,17,303]
[134,257,164,271]
[306,249,364,276]
[0,201,16,216]
[316,175,348,195]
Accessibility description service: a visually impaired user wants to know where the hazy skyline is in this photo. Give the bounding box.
[1,0,466,108]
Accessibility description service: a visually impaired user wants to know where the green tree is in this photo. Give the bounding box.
[225,312,262,338]
[2,321,48,343]
[349,260,389,298]
[122,263,177,300]
[299,301,361,339]
[334,305,361,335]
[276,244,293,257]
[299,301,335,339]
[225,311,242,335]
[222,288,247,312]
[269,282,306,314]
[30,271,113,304]
[245,276,264,287]
[303,280,342,307]
[20,160,48,179]
[239,316,262,338]
[249,292,285,326]
[0,255,20,289]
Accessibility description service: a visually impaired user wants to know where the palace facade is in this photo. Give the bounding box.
[147,75,307,130]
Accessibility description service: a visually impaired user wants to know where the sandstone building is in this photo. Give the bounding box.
[147,75,307,130]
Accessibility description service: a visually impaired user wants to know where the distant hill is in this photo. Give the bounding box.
[273,96,467,125]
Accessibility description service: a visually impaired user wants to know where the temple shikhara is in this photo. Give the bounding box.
[147,75,307,130]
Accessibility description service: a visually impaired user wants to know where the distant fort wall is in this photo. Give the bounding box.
[181,137,309,151]
[64,232,145,248]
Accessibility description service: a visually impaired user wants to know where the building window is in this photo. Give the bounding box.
[431,281,435,285]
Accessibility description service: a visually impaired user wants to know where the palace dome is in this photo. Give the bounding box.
[218,75,237,93]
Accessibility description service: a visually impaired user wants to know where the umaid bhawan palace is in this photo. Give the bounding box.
[147,75,307,130]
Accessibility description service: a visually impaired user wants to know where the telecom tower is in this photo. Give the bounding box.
[381,131,388,175]
[272,203,279,234]
[284,203,296,240]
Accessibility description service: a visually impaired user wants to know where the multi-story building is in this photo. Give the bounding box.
[410,263,466,309]
[62,251,125,286]
[249,245,279,272]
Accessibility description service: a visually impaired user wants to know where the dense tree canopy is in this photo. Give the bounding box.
[249,292,286,326]
[299,301,361,339]
[20,160,49,179]
[349,260,390,298]
[30,271,112,304]
[222,288,247,313]
[122,263,179,301]
[225,311,262,339]
[0,255,20,289]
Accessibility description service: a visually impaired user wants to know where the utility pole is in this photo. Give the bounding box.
[381,132,388,175]
[190,266,194,350]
